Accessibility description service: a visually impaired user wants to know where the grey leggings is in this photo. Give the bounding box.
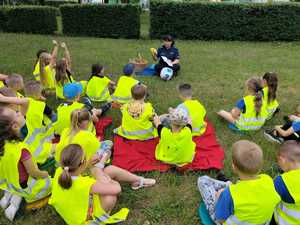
[197,176,230,224]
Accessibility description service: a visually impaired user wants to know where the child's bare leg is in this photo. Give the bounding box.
[217,110,237,124]
[104,165,155,187]
[99,195,117,213]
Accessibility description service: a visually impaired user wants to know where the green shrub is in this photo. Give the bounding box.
[60,4,140,38]
[3,6,58,34]
[44,0,77,7]
[150,1,300,41]
[0,7,9,31]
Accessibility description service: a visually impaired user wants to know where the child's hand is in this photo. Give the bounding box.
[61,42,66,48]
[216,188,224,200]
[52,40,58,46]
[275,125,282,131]
[153,114,161,127]
[87,155,101,168]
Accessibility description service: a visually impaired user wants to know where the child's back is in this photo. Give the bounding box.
[155,126,195,166]
[262,72,279,119]
[86,75,111,102]
[224,174,280,224]
[177,99,206,136]
[114,84,157,140]
[114,101,157,140]
[112,64,139,104]
[274,141,300,224]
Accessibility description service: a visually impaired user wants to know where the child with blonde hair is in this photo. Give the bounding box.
[154,108,196,166]
[198,140,280,224]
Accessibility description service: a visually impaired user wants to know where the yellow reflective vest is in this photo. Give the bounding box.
[56,74,75,100]
[263,87,279,120]
[112,75,139,104]
[86,76,111,102]
[54,102,94,135]
[0,141,52,203]
[24,97,54,164]
[275,169,300,225]
[33,61,55,89]
[224,174,280,225]
[177,99,206,136]
[49,168,129,225]
[55,128,101,163]
[235,95,268,131]
[114,102,157,140]
[155,126,196,166]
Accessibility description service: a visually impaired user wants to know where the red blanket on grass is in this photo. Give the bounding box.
[112,121,224,172]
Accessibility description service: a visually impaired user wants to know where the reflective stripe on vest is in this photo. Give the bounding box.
[114,127,155,139]
[33,133,54,158]
[89,87,109,102]
[25,122,53,145]
[226,215,269,225]
[6,177,51,201]
[278,202,300,219]
[274,208,292,225]
[111,96,132,101]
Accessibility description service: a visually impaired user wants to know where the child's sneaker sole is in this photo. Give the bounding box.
[264,132,282,144]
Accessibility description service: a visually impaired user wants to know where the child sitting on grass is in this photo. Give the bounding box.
[154,108,196,166]
[86,63,116,102]
[112,63,140,104]
[261,72,279,119]
[49,144,156,225]
[198,140,280,224]
[55,108,113,163]
[217,77,268,132]
[169,83,206,136]
[0,107,52,221]
[114,84,158,140]
[273,141,300,224]
[264,105,300,144]
[54,82,111,136]
[0,81,57,163]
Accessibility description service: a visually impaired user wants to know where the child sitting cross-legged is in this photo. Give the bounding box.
[198,140,280,225]
[154,108,196,166]
[273,141,300,224]
[114,84,158,140]
[112,63,140,105]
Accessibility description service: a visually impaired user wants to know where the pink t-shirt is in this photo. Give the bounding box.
[18,149,31,185]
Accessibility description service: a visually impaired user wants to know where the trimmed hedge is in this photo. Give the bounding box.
[0,6,58,34]
[150,1,300,41]
[60,4,140,38]
[44,0,77,7]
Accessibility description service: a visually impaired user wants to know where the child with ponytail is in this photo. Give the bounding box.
[55,108,112,163]
[50,144,156,225]
[217,77,268,131]
[0,107,52,221]
[262,72,279,119]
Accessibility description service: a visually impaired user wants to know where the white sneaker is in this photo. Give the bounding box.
[4,195,22,221]
[0,191,12,209]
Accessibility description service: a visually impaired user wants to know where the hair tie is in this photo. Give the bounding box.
[64,166,69,172]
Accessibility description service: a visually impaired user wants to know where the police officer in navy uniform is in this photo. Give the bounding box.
[154,35,180,76]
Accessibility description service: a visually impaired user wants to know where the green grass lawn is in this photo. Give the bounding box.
[0,30,300,225]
